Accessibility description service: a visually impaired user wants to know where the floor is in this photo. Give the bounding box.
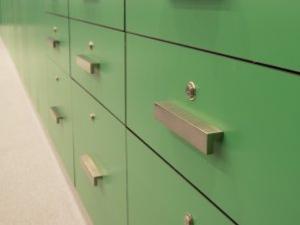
[0,39,90,225]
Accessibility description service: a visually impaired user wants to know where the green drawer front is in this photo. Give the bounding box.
[72,81,126,225]
[69,0,123,30]
[127,35,300,225]
[127,132,234,225]
[127,0,300,72]
[44,0,68,16]
[47,60,74,181]
[45,14,69,74]
[70,20,125,121]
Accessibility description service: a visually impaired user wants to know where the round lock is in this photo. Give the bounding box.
[89,113,96,120]
[88,41,94,50]
[53,26,58,33]
[185,81,196,101]
[184,213,194,225]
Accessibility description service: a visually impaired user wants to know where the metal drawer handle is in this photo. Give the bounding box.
[76,55,100,75]
[47,37,60,49]
[49,106,64,124]
[154,102,223,155]
[80,154,104,186]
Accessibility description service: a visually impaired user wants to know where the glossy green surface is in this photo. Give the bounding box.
[47,60,74,180]
[0,0,43,99]
[44,0,68,16]
[127,0,300,72]
[127,35,300,225]
[2,1,300,225]
[127,132,234,225]
[72,81,126,225]
[69,0,123,29]
[36,55,50,124]
[45,14,69,74]
[70,20,125,121]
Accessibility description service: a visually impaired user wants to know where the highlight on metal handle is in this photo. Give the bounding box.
[47,37,60,48]
[154,102,223,155]
[49,106,64,124]
[76,55,100,75]
[80,154,104,186]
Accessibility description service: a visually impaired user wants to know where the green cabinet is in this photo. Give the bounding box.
[70,20,125,121]
[45,14,69,74]
[44,0,68,16]
[126,0,300,72]
[36,56,49,124]
[69,0,123,29]
[127,34,300,225]
[2,1,300,225]
[47,60,74,181]
[127,132,234,225]
[72,81,126,225]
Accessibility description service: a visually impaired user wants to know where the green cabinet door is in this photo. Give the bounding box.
[44,0,68,16]
[45,14,69,74]
[127,0,300,72]
[69,0,123,29]
[72,81,126,225]
[70,20,125,121]
[127,35,300,225]
[127,132,234,225]
[47,60,74,181]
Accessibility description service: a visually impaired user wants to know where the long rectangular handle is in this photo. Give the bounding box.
[80,154,104,186]
[49,106,63,124]
[76,55,100,75]
[154,102,223,155]
[47,37,60,48]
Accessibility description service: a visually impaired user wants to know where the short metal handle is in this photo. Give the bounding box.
[49,106,64,124]
[47,37,60,49]
[76,55,100,74]
[80,154,104,186]
[154,102,223,154]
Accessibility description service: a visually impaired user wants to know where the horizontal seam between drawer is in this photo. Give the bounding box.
[45,11,69,19]
[126,127,239,225]
[46,12,300,76]
[69,17,125,33]
[46,12,124,33]
[70,77,126,126]
[127,31,300,77]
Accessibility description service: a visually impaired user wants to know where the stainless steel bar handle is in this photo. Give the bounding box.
[47,37,60,49]
[76,55,100,75]
[80,154,104,186]
[49,106,64,124]
[154,102,223,155]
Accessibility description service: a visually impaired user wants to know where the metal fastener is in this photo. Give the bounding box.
[184,213,194,225]
[55,76,59,81]
[89,113,96,120]
[53,26,58,33]
[185,81,196,101]
[88,41,94,50]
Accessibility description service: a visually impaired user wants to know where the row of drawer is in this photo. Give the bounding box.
[46,14,125,120]
[45,1,300,72]
[45,59,234,225]
[46,15,300,225]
